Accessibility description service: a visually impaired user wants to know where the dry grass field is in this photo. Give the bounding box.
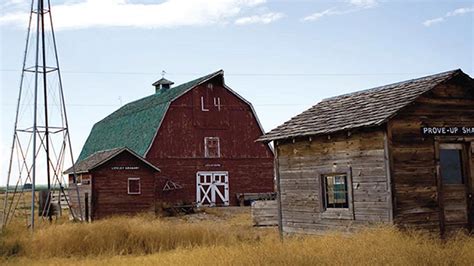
[0,203,473,266]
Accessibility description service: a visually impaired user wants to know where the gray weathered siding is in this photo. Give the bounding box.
[276,129,391,234]
[388,78,474,233]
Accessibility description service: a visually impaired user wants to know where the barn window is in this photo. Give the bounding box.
[204,137,220,158]
[323,174,349,209]
[128,178,141,194]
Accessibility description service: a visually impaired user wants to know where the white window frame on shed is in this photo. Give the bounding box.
[204,137,220,158]
[127,177,141,195]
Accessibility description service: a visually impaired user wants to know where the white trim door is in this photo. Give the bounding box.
[196,171,229,207]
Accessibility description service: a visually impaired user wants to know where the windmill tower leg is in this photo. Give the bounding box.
[2,0,83,231]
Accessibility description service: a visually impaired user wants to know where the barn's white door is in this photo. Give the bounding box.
[196,172,229,207]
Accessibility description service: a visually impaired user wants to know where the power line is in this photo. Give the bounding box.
[1,103,314,107]
[0,69,432,77]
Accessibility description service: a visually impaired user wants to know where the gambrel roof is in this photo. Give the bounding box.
[77,70,224,161]
[77,69,268,163]
[65,147,160,174]
[259,69,471,142]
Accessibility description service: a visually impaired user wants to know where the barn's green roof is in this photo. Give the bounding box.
[77,70,223,162]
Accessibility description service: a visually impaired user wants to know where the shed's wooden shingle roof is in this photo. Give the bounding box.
[259,69,466,142]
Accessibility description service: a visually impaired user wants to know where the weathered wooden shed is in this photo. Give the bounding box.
[67,70,274,219]
[259,69,473,235]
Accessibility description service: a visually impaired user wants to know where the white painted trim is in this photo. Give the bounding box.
[201,96,209,111]
[127,177,141,195]
[196,171,229,207]
[213,97,221,111]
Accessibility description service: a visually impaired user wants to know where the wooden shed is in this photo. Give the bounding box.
[259,69,473,235]
[67,70,274,219]
[65,148,160,220]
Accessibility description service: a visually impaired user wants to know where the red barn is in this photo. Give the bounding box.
[66,70,274,220]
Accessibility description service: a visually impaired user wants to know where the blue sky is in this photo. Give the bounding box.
[0,0,473,185]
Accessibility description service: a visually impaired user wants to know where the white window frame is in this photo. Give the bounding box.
[204,137,220,158]
[127,177,141,195]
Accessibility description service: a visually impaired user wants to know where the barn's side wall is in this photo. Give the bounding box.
[90,152,157,220]
[147,80,274,206]
[276,129,391,234]
[388,76,474,232]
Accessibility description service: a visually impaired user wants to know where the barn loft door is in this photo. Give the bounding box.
[438,143,471,233]
[196,172,229,207]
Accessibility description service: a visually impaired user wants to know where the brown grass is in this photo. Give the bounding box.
[1,209,473,266]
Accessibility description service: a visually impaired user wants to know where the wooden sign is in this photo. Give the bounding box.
[421,126,474,136]
[111,166,139,170]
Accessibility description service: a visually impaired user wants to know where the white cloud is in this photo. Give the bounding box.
[423,6,474,27]
[302,0,378,22]
[0,0,270,30]
[235,12,285,25]
[447,7,474,17]
[302,8,354,21]
[348,0,378,9]
[423,17,445,27]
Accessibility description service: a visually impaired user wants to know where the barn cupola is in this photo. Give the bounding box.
[152,77,174,94]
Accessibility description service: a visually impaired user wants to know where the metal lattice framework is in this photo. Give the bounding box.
[2,0,82,231]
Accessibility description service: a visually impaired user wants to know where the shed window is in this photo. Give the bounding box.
[128,178,141,194]
[323,174,349,209]
[440,145,464,184]
[204,137,220,158]
[74,174,82,184]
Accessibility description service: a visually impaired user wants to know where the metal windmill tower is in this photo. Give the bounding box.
[2,0,82,230]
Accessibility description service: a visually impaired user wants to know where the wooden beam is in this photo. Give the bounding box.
[383,130,394,223]
[274,143,284,239]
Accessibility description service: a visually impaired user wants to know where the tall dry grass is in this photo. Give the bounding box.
[1,213,261,259]
[1,211,473,265]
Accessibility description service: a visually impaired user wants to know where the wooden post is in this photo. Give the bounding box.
[434,139,445,236]
[85,193,89,222]
[274,142,284,240]
[383,131,394,223]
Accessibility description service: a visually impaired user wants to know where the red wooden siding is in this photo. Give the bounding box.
[90,152,157,219]
[147,80,274,205]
